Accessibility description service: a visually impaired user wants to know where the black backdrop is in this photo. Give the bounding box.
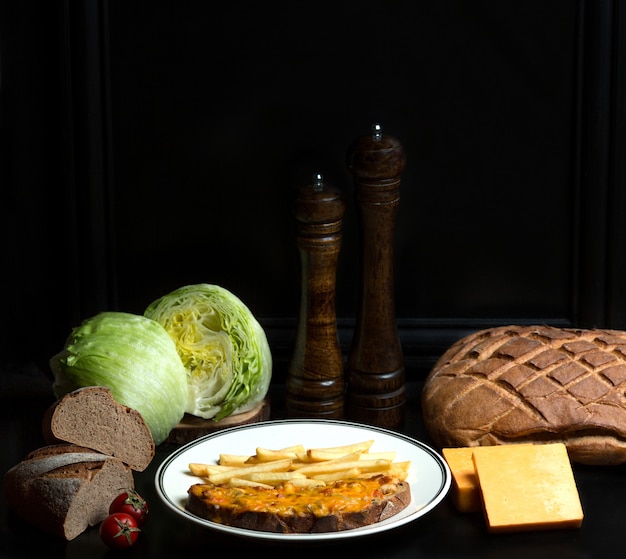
[2,0,625,382]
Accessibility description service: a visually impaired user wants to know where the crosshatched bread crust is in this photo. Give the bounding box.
[421,325,626,465]
[186,475,411,533]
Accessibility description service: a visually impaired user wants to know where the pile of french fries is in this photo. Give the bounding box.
[189,439,411,489]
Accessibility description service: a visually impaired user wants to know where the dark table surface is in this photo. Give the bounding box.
[1,365,624,559]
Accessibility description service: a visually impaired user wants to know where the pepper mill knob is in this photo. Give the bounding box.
[346,123,406,429]
[286,174,346,418]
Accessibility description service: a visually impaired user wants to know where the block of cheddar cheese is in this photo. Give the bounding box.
[471,443,584,533]
[441,447,481,513]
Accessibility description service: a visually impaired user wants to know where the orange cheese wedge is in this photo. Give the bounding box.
[471,443,584,533]
[441,447,481,513]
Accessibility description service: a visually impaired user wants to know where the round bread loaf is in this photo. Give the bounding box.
[3,444,134,540]
[421,325,626,465]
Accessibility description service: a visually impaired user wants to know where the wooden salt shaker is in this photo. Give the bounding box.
[286,174,346,418]
[346,123,406,429]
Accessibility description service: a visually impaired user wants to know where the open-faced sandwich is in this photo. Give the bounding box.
[184,440,412,534]
[187,474,410,533]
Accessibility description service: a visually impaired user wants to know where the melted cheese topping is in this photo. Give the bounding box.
[189,476,398,517]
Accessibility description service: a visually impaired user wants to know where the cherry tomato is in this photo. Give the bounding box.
[109,489,149,526]
[99,512,141,550]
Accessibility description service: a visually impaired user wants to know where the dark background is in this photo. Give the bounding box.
[1,0,625,383]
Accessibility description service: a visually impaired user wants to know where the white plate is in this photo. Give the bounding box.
[155,419,451,542]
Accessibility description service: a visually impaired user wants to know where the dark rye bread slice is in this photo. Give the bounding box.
[186,475,411,533]
[42,386,155,471]
[3,444,134,540]
[422,325,626,465]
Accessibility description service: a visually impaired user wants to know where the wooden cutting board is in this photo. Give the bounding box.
[165,399,271,444]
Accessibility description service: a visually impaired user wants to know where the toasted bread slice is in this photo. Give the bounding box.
[186,474,411,533]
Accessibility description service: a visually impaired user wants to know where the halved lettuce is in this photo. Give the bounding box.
[144,283,272,421]
[49,311,188,445]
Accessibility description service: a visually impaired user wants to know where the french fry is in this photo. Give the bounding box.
[295,458,391,476]
[189,463,235,477]
[189,463,211,477]
[294,450,315,463]
[313,440,375,454]
[236,444,308,464]
[279,444,307,453]
[355,461,410,480]
[255,447,303,462]
[207,458,293,484]
[309,467,362,482]
[244,471,307,484]
[290,451,363,470]
[218,453,253,466]
[306,440,374,461]
[306,449,356,462]
[228,477,274,489]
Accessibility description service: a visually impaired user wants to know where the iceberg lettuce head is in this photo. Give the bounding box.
[144,283,272,421]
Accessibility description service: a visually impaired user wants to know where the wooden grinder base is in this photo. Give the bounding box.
[165,399,271,444]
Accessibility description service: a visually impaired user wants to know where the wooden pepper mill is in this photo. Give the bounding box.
[346,123,406,429]
[286,173,346,418]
